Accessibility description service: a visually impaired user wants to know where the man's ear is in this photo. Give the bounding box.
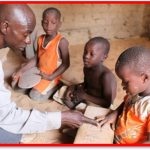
[102,54,108,62]
[141,73,150,83]
[0,21,9,35]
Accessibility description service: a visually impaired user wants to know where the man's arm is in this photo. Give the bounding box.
[1,60,54,134]
[0,60,98,134]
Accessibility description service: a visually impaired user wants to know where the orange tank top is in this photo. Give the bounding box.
[38,33,63,74]
[34,33,63,94]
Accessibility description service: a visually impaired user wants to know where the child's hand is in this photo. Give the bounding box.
[64,85,75,100]
[72,84,85,104]
[38,71,51,80]
[73,88,85,104]
[95,110,118,131]
[12,70,22,82]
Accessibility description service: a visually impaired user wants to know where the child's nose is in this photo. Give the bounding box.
[85,53,89,58]
[47,22,51,28]
[121,81,126,87]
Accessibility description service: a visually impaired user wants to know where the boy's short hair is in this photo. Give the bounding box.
[87,37,110,54]
[43,7,61,21]
[116,46,150,75]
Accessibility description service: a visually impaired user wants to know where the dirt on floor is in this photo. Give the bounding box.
[2,37,150,144]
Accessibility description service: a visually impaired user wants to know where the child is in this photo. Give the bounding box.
[96,46,150,144]
[53,37,117,111]
[11,7,70,101]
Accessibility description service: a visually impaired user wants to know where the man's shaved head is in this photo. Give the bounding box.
[0,4,36,52]
[0,4,35,26]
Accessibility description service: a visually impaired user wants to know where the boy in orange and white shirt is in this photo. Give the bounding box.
[96,46,150,144]
[12,7,70,101]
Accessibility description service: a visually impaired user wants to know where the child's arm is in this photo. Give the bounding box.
[96,102,124,130]
[12,53,38,81]
[62,82,86,110]
[64,82,86,100]
[39,38,70,81]
[142,133,150,144]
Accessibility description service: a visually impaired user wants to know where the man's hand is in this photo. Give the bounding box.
[61,110,99,129]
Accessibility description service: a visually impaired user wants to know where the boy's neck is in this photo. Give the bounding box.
[45,32,58,41]
[89,63,104,71]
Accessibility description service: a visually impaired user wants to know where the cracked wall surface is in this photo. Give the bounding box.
[28,4,147,45]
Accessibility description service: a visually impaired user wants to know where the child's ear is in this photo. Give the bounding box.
[0,21,9,35]
[141,73,149,83]
[58,21,62,28]
[102,54,108,62]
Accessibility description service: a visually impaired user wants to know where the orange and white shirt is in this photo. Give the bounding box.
[34,33,66,95]
[115,94,150,144]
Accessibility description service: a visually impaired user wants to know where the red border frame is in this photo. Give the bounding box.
[1,0,150,146]
[0,1,150,4]
[1,144,150,146]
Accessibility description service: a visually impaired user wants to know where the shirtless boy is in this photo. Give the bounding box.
[12,7,70,102]
[54,37,117,110]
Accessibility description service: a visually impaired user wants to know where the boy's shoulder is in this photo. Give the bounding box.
[101,66,116,81]
[59,36,69,47]
[103,65,114,74]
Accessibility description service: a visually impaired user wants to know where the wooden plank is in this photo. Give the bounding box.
[74,106,114,144]
[18,67,41,89]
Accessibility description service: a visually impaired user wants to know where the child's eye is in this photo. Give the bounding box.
[90,53,94,56]
[52,22,56,24]
[42,21,48,24]
[125,81,129,84]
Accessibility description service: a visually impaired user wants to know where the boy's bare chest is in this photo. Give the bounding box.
[85,72,102,89]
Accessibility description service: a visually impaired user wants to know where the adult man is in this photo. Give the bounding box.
[0,4,97,144]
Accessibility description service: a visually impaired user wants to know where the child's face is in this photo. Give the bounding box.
[83,42,107,68]
[42,12,61,36]
[115,65,148,96]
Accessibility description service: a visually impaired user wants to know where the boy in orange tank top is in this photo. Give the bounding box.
[11,7,70,101]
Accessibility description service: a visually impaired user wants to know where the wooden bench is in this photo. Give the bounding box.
[74,106,114,144]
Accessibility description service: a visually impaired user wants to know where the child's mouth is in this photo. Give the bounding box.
[84,61,88,64]
[47,30,52,33]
